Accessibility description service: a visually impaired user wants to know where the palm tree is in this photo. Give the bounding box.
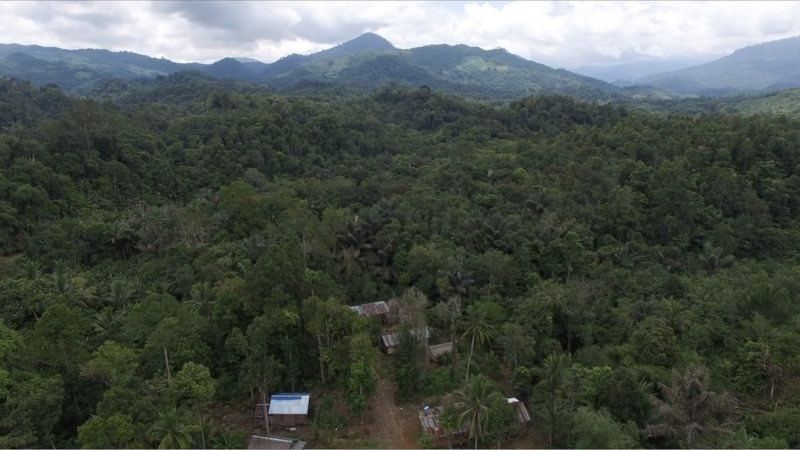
[187,281,214,317]
[109,279,134,308]
[92,307,126,341]
[108,220,134,260]
[462,306,494,382]
[452,375,503,449]
[148,409,198,449]
[20,258,42,280]
[536,352,573,447]
[646,366,739,448]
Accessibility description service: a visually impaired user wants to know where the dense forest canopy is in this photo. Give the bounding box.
[1,74,800,449]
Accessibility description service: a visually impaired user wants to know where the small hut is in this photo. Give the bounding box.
[427,342,454,361]
[507,397,531,424]
[419,405,467,446]
[349,301,391,323]
[247,435,306,450]
[268,394,310,428]
[380,327,431,354]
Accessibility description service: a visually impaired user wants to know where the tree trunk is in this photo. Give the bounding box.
[465,333,475,383]
[317,333,326,383]
[164,347,171,383]
[198,408,206,449]
[261,389,270,433]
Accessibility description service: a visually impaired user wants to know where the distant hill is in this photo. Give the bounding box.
[638,36,800,96]
[0,34,624,101]
[627,87,800,117]
[259,35,624,100]
[0,43,196,91]
[574,57,706,84]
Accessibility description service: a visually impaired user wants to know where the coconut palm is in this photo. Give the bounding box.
[536,352,573,447]
[462,306,494,382]
[109,279,134,308]
[92,307,126,341]
[148,409,198,449]
[187,281,214,317]
[452,375,503,449]
[646,366,739,448]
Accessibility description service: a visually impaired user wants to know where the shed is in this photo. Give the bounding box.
[268,394,310,427]
[507,397,531,424]
[247,435,306,450]
[350,302,389,323]
[419,405,468,445]
[380,327,431,354]
[427,342,454,361]
[349,301,390,318]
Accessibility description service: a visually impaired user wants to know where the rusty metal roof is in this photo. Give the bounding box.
[381,327,431,348]
[349,301,389,316]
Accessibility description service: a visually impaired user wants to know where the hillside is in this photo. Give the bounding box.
[0,34,624,101]
[2,77,800,449]
[626,86,800,117]
[639,35,800,96]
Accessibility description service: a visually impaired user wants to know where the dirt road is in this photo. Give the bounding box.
[369,377,419,448]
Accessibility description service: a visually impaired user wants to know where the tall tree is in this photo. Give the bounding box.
[462,305,494,382]
[148,408,197,449]
[452,375,503,450]
[647,366,739,448]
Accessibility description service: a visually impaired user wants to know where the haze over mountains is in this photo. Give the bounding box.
[638,36,800,97]
[1,32,800,101]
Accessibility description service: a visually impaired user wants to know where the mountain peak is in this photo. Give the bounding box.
[317,32,395,59]
[345,32,395,49]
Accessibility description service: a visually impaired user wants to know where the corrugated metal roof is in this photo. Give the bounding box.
[428,342,454,359]
[349,301,389,316]
[507,398,531,423]
[381,327,431,348]
[268,394,310,416]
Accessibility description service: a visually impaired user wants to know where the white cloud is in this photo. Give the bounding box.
[0,1,798,68]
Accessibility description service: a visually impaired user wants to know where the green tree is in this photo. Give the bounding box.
[148,408,197,449]
[535,352,574,447]
[0,373,64,448]
[172,362,215,448]
[81,340,138,387]
[631,316,678,367]
[451,375,503,449]
[394,330,421,401]
[346,333,378,420]
[462,305,495,382]
[571,407,639,448]
[77,414,135,448]
[25,302,90,375]
[647,366,739,447]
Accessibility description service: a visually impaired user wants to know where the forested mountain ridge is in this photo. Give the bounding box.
[0,33,625,100]
[627,87,800,117]
[638,35,800,96]
[2,76,800,448]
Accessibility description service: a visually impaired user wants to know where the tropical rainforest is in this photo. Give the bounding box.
[1,72,800,449]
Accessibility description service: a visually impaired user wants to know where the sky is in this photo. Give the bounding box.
[1,1,799,75]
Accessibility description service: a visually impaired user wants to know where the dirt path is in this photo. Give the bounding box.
[369,377,419,449]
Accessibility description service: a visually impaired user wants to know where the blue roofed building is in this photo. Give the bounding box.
[268,393,310,427]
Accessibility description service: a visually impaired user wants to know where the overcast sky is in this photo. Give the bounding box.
[1,1,799,70]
